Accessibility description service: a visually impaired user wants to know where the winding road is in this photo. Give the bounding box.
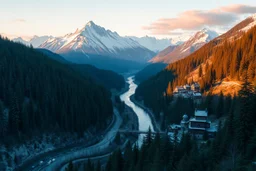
[20,108,122,171]
[21,75,154,171]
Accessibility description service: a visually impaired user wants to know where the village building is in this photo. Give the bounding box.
[172,82,202,104]
[191,83,200,92]
[183,84,191,91]
[179,109,217,139]
[193,92,202,104]
[174,86,187,94]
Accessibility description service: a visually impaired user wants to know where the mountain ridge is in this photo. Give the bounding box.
[135,13,256,113]
[150,28,219,64]
[12,35,53,47]
[40,21,156,63]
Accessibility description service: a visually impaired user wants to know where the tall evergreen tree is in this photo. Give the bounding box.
[0,100,8,137]
[237,73,254,153]
[143,127,153,147]
[65,161,74,171]
[216,91,224,118]
[166,82,172,97]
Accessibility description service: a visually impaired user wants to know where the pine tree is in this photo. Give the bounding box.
[85,158,94,171]
[168,130,178,171]
[237,74,254,153]
[176,154,190,171]
[216,91,224,118]
[96,160,101,171]
[166,82,172,97]
[114,132,121,145]
[198,65,202,77]
[123,141,133,170]
[246,129,256,160]
[0,100,8,137]
[105,155,112,171]
[65,161,73,171]
[9,91,20,134]
[113,149,123,171]
[20,102,29,133]
[151,149,162,171]
[144,127,153,147]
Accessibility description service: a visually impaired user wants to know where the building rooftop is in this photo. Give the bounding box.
[189,118,210,123]
[206,127,217,133]
[188,126,206,131]
[193,83,200,86]
[195,110,208,117]
[193,92,202,97]
[169,124,181,129]
[177,86,184,89]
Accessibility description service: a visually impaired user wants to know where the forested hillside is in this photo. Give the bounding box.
[70,64,125,91]
[78,81,256,171]
[135,63,167,83]
[136,25,256,113]
[62,51,146,73]
[36,48,69,63]
[37,48,125,91]
[0,37,113,143]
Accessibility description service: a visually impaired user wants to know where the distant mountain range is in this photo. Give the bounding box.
[128,36,184,52]
[150,28,219,63]
[39,21,155,63]
[135,13,256,109]
[13,35,53,47]
[1,21,223,72]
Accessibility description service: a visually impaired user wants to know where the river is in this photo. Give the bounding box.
[120,76,154,146]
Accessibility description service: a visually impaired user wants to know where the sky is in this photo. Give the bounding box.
[0,0,256,39]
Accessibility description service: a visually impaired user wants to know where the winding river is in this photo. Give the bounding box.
[120,76,154,146]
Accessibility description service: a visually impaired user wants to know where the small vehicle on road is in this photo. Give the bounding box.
[47,160,52,165]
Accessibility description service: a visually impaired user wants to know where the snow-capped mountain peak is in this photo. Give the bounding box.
[128,36,183,52]
[40,21,155,63]
[12,35,53,47]
[187,28,219,45]
[150,28,218,64]
[240,13,256,32]
[85,20,95,27]
[219,13,256,40]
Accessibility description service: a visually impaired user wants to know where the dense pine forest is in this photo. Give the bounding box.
[37,49,125,91]
[70,64,125,91]
[135,25,256,114]
[68,80,256,171]
[107,79,256,171]
[135,63,167,83]
[0,37,113,144]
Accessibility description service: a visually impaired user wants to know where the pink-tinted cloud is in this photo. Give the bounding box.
[144,4,256,35]
[220,4,256,14]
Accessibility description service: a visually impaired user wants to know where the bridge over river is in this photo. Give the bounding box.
[118,129,166,135]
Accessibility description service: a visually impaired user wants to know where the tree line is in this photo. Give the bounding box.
[0,37,113,144]
[69,80,256,171]
[135,26,256,116]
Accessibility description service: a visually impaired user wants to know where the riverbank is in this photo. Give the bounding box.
[111,82,129,101]
[130,95,161,132]
[120,104,139,132]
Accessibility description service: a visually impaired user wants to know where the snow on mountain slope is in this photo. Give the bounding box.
[241,14,256,32]
[150,28,218,64]
[40,21,155,63]
[217,13,256,41]
[13,36,53,47]
[128,36,177,52]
